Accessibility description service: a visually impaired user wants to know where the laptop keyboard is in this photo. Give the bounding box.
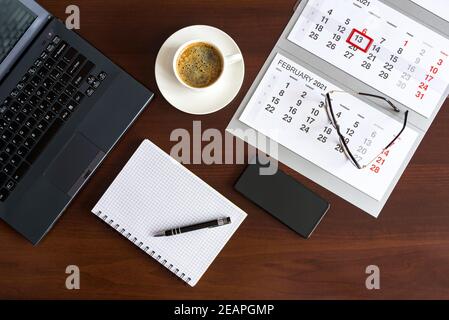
[0,35,107,202]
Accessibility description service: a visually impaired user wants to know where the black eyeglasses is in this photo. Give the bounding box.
[324,90,409,169]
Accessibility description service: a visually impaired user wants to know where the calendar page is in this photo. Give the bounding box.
[239,53,419,204]
[411,0,449,22]
[287,0,449,118]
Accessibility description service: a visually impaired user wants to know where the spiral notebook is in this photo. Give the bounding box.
[92,140,247,287]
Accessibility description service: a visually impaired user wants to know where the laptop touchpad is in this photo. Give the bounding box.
[46,133,105,197]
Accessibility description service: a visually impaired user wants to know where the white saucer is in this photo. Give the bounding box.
[155,25,245,115]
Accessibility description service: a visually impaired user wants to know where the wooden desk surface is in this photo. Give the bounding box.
[1,0,448,299]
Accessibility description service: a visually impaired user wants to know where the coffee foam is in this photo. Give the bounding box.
[176,42,223,88]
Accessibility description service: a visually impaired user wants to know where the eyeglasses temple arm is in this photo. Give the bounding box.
[325,93,339,125]
[326,93,362,169]
[358,92,400,112]
[385,110,409,150]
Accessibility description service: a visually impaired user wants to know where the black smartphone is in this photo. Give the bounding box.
[235,162,330,238]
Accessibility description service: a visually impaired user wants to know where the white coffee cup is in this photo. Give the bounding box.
[173,39,243,91]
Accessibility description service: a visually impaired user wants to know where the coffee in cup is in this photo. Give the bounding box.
[175,42,224,89]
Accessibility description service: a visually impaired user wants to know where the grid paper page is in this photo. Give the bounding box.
[92,140,247,287]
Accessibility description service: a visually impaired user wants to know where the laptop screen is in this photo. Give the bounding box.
[0,0,37,64]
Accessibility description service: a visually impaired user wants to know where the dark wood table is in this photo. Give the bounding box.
[1,0,448,299]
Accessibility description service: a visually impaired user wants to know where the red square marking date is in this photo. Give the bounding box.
[346,29,374,53]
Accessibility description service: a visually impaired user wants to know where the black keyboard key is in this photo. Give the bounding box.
[60,109,70,121]
[46,43,56,53]
[46,91,57,103]
[16,82,25,90]
[86,87,95,97]
[21,73,31,83]
[12,162,29,182]
[58,94,69,105]
[0,140,4,150]
[51,103,62,114]
[21,105,32,115]
[61,73,71,83]
[42,78,54,89]
[53,82,64,94]
[0,153,9,164]
[52,41,68,60]
[17,93,28,105]
[92,79,101,89]
[44,111,55,122]
[37,120,48,131]
[14,113,26,124]
[12,162,29,181]
[24,84,34,96]
[73,92,84,104]
[28,66,37,75]
[0,120,7,131]
[52,36,61,45]
[30,76,41,87]
[10,155,21,166]
[4,144,16,156]
[49,69,62,81]
[0,189,9,202]
[37,67,49,78]
[32,109,43,120]
[63,47,78,63]
[25,118,36,128]
[67,101,77,112]
[56,60,68,72]
[44,58,56,69]
[29,95,40,107]
[2,97,12,107]
[38,100,50,111]
[87,75,96,85]
[3,164,14,175]
[35,87,47,99]
[34,58,44,68]
[73,61,94,87]
[24,138,35,149]
[8,121,19,132]
[0,173,6,185]
[10,89,19,98]
[18,126,29,138]
[68,54,86,76]
[30,129,41,140]
[5,180,15,192]
[26,118,63,164]
[1,130,13,141]
[98,71,107,81]
[9,102,20,113]
[17,146,28,158]
[11,135,23,147]
[65,85,76,96]
[3,110,14,122]
[40,51,49,60]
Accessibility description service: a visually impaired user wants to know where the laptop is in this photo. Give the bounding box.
[0,0,154,244]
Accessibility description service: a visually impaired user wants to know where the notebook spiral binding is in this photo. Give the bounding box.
[95,210,192,284]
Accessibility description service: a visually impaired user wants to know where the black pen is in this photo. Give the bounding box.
[154,217,232,237]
